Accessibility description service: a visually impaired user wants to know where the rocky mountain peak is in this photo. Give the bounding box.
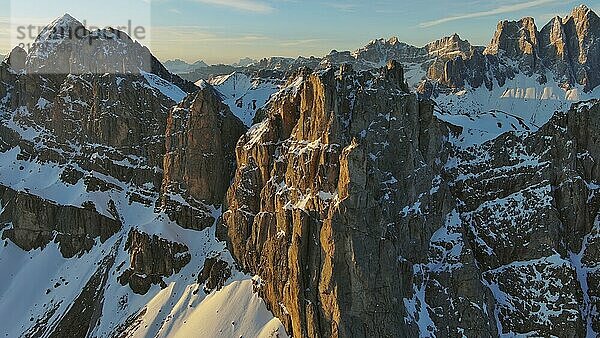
[484,17,539,58]
[24,14,177,76]
[388,36,400,45]
[426,33,472,57]
[6,46,26,73]
[36,13,87,43]
[563,4,599,35]
[569,4,594,20]
[161,85,246,230]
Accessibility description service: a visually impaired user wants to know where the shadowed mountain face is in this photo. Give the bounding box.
[0,14,285,338]
[1,6,600,338]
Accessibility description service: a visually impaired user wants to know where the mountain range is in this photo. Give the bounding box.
[163,59,209,74]
[0,4,599,338]
[163,58,259,75]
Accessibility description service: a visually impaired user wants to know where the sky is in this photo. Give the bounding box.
[0,0,598,64]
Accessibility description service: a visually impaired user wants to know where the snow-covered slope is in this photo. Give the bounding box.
[0,217,286,338]
[433,73,600,148]
[208,72,280,127]
[0,77,286,337]
[0,14,285,338]
[142,71,187,102]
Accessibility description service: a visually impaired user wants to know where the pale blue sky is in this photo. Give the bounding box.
[0,0,598,64]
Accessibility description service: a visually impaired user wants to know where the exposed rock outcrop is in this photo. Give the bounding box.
[6,46,26,73]
[48,239,121,337]
[484,17,540,73]
[161,86,246,230]
[445,99,600,336]
[197,256,232,293]
[118,229,191,295]
[223,49,600,336]
[0,185,121,258]
[223,62,496,337]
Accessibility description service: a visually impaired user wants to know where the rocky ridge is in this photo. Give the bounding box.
[222,58,600,337]
[222,61,496,337]
[0,14,287,338]
[161,85,247,230]
[185,6,599,104]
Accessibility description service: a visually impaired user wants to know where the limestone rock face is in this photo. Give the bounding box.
[197,256,232,293]
[0,185,121,258]
[351,37,429,66]
[484,17,540,73]
[6,46,26,73]
[559,5,600,91]
[425,34,475,83]
[426,33,472,57]
[223,62,496,337]
[161,86,246,230]
[538,5,600,90]
[445,99,600,336]
[412,5,600,94]
[118,229,191,295]
[0,62,15,103]
[222,51,600,336]
[480,5,600,90]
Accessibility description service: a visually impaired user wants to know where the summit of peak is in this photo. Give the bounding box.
[60,13,77,21]
[49,13,83,28]
[569,4,598,19]
[573,4,590,13]
[563,4,599,26]
[388,36,400,45]
[35,13,86,43]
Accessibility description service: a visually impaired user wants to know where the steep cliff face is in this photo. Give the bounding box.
[118,229,191,294]
[0,14,285,338]
[481,5,600,90]
[445,99,600,336]
[484,17,540,74]
[161,86,246,230]
[558,5,600,91]
[223,62,496,337]
[223,52,600,337]
[0,184,121,258]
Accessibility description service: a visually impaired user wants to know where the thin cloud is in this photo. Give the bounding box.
[151,26,268,44]
[419,0,557,28]
[324,2,358,12]
[193,0,274,13]
[280,38,327,47]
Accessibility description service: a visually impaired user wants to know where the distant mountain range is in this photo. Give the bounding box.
[200,4,599,130]
[205,5,599,91]
[163,57,259,75]
[163,59,209,74]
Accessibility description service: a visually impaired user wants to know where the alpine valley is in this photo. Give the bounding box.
[1,4,600,338]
